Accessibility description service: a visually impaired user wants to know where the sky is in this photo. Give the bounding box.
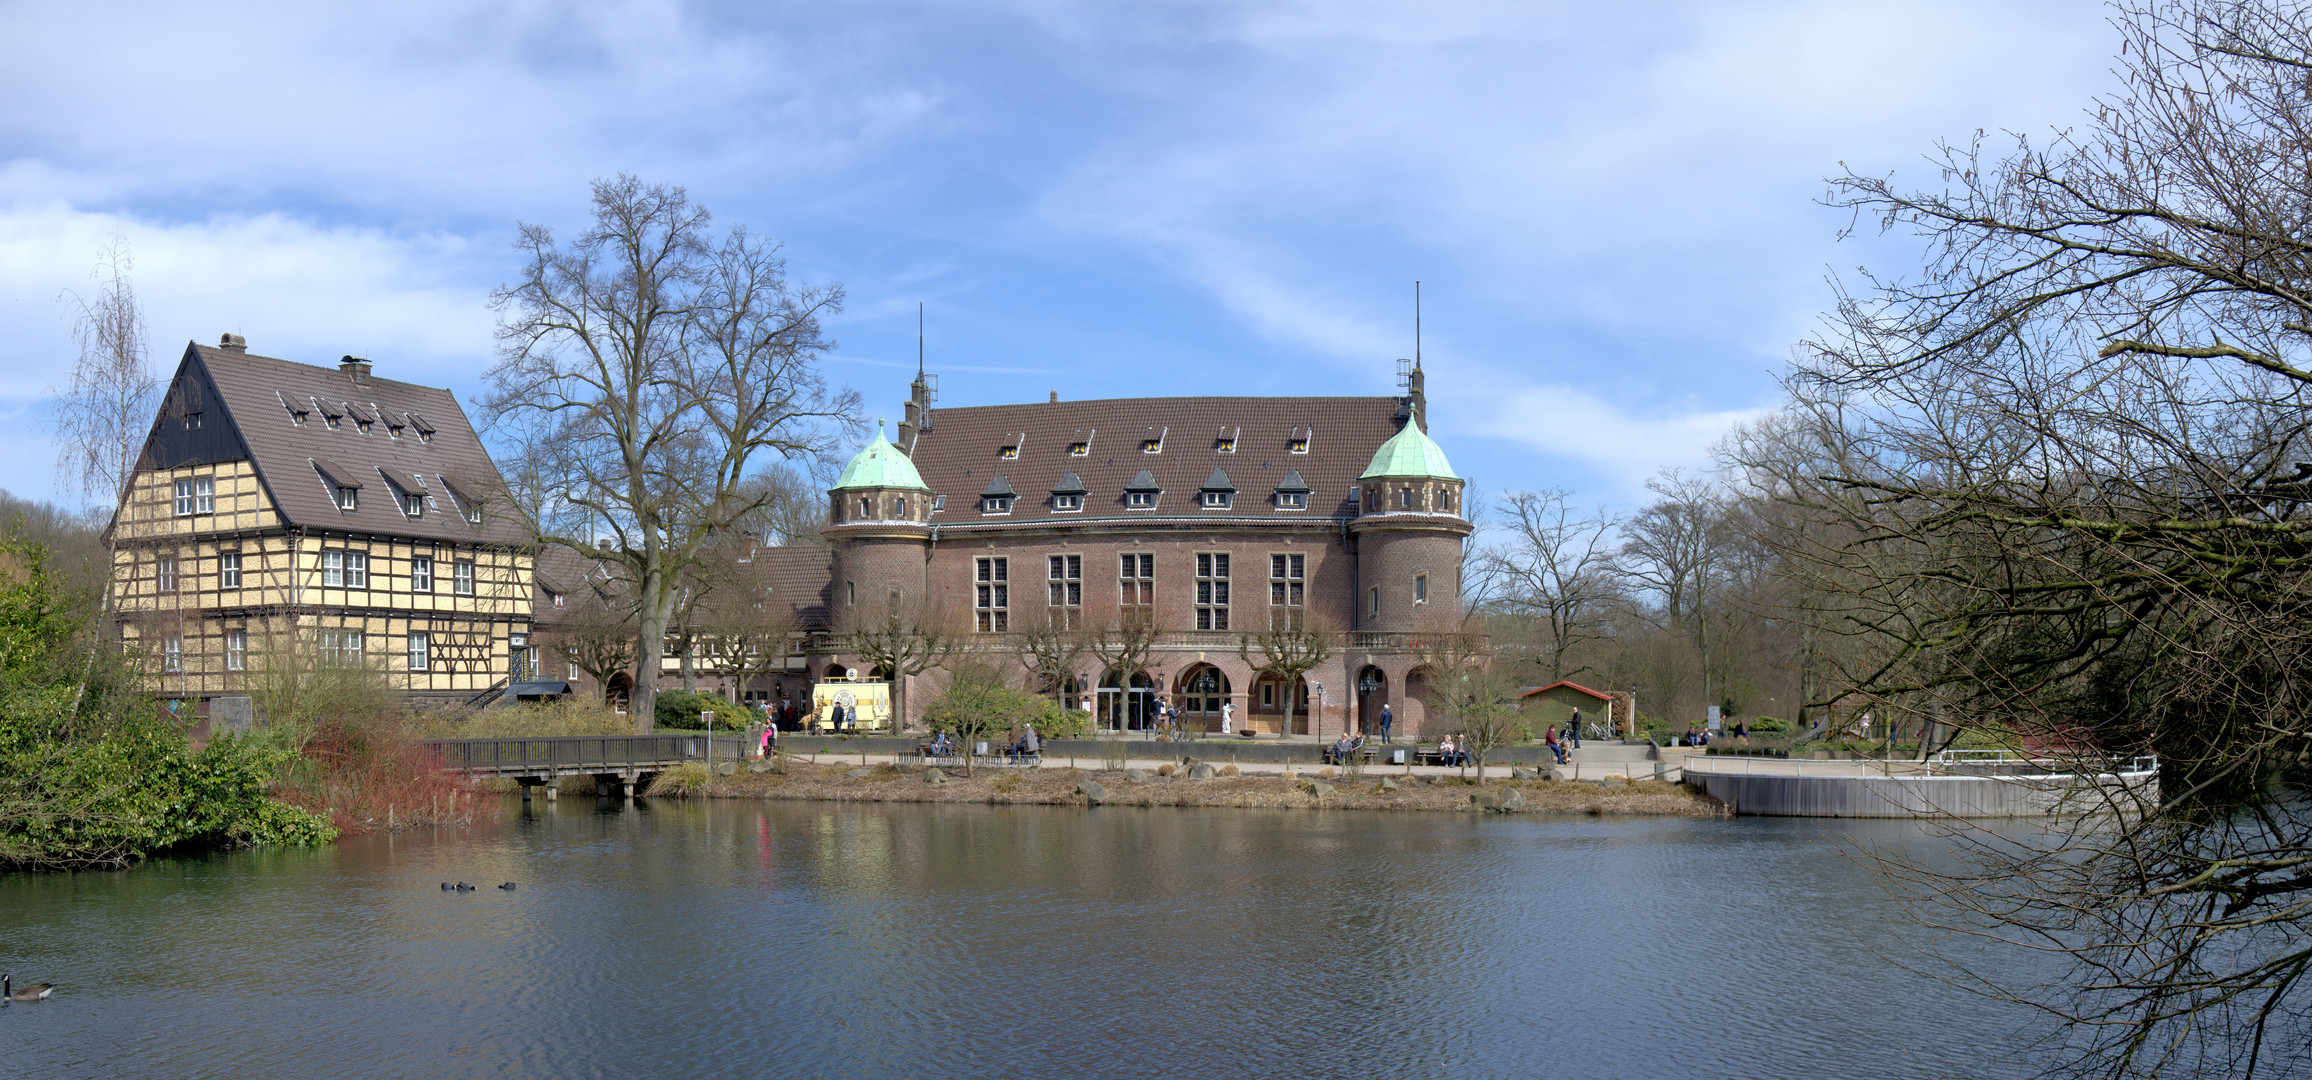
[0,0,2120,519]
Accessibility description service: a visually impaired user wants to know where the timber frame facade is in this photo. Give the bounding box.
[111,337,535,720]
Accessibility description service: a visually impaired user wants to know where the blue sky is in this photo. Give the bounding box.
[0,0,2117,517]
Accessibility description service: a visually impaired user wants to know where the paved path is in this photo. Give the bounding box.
[776,747,1552,781]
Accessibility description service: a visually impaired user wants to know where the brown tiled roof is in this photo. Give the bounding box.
[742,542,835,629]
[163,342,529,545]
[906,396,1407,525]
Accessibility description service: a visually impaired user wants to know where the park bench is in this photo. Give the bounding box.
[1321,745,1377,767]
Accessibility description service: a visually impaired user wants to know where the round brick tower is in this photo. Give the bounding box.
[1350,402,1470,636]
[825,421,934,621]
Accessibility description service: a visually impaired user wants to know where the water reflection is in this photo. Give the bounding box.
[0,800,2045,1079]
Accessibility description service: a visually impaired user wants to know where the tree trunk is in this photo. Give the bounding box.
[632,573,669,734]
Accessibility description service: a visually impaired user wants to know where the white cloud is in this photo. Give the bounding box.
[1460,380,1772,495]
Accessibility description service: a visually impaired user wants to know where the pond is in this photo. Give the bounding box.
[0,798,2047,1079]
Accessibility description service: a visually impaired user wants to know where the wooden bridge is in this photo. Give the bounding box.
[426,734,750,800]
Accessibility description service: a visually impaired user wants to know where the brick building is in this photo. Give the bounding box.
[806,361,1476,736]
[110,336,536,721]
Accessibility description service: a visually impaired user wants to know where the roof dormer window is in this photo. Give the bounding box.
[1069,441,1090,456]
[1214,427,1239,453]
[1201,491,1231,509]
[335,485,358,511]
[984,495,1015,514]
[1278,491,1307,509]
[1054,493,1082,512]
[1199,467,1235,510]
[1141,427,1166,454]
[1000,444,1020,460]
[1126,491,1157,508]
[1288,425,1312,454]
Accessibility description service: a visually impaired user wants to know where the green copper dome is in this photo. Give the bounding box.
[831,422,930,492]
[1359,405,1459,481]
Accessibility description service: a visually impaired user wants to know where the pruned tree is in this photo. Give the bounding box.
[1237,608,1333,736]
[1773,2,2312,1074]
[488,175,856,732]
[1084,613,1161,726]
[1417,632,1519,781]
[1481,488,1620,684]
[842,593,956,732]
[1017,607,1089,706]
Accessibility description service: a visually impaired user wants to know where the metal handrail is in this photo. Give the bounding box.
[424,735,748,773]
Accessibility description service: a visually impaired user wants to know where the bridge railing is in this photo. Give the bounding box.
[425,734,751,774]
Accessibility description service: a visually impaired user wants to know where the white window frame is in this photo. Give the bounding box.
[156,554,177,593]
[975,556,1009,632]
[1194,552,1230,631]
[220,551,241,588]
[407,631,430,672]
[411,555,433,593]
[1126,491,1157,509]
[1277,491,1307,510]
[1200,491,1231,509]
[453,559,476,596]
[161,634,183,672]
[174,479,196,516]
[1415,573,1429,604]
[1053,493,1082,512]
[335,485,358,511]
[225,629,246,672]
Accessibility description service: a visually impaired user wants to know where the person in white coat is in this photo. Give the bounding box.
[1220,701,1234,734]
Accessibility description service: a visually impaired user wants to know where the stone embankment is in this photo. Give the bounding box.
[635,757,1723,817]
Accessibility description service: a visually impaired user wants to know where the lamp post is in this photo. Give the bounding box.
[1313,682,1325,741]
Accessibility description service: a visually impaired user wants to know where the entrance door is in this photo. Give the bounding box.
[1098,669,1155,730]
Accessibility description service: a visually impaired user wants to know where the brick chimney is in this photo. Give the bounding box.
[219,333,247,351]
[340,355,372,379]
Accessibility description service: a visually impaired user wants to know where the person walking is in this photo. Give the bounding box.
[1378,702,1394,744]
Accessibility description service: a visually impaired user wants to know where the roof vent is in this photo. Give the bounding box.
[341,355,372,378]
[219,333,247,351]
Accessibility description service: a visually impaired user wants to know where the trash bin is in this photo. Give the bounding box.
[975,741,990,756]
[1390,748,1406,765]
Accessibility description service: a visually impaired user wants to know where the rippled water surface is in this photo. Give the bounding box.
[0,799,2047,1079]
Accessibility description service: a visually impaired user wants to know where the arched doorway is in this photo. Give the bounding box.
[1252,674,1311,735]
[604,671,633,714]
[1099,668,1156,731]
[1355,666,1389,737]
[1176,665,1231,726]
[1405,668,1432,738]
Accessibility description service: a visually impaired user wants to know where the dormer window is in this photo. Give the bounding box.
[1054,494,1083,512]
[1278,491,1307,509]
[280,392,310,426]
[1125,468,1161,510]
[1201,491,1231,509]
[1142,439,1162,453]
[981,474,1017,515]
[1000,444,1020,460]
[1288,425,1312,453]
[401,491,423,516]
[1214,429,1238,453]
[552,591,566,608]
[335,485,358,511]
[1126,492,1157,508]
[1069,441,1090,456]
[933,495,947,512]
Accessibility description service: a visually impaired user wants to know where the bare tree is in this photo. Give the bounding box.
[551,585,637,706]
[488,175,855,731]
[1017,607,1089,706]
[1481,488,1620,684]
[1772,2,2312,1074]
[56,239,158,517]
[1237,608,1333,736]
[842,593,957,732]
[1417,632,1519,781]
[1084,613,1161,728]
[1620,470,1732,713]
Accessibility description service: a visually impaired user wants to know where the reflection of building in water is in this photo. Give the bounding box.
[790,358,1475,737]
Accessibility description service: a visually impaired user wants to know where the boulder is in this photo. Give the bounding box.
[845,767,875,779]
[1076,780,1110,805]
[924,768,948,785]
[1511,766,1539,781]
[715,761,738,776]
[1298,779,1336,798]
[1188,763,1218,781]
[746,761,776,774]
[1124,768,1152,783]
[1483,787,1529,813]
[1377,777,1400,793]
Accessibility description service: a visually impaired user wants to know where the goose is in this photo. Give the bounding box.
[3,976,58,1002]
[497,882,516,891]
[454,882,475,892]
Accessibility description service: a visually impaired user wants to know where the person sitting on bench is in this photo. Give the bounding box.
[1331,732,1355,764]
[1013,723,1041,762]
[929,731,953,758]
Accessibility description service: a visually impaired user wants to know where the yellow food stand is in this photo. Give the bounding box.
[812,678,893,733]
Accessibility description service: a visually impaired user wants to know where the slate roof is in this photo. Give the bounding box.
[139,342,528,545]
[900,395,1409,524]
[744,542,835,630]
